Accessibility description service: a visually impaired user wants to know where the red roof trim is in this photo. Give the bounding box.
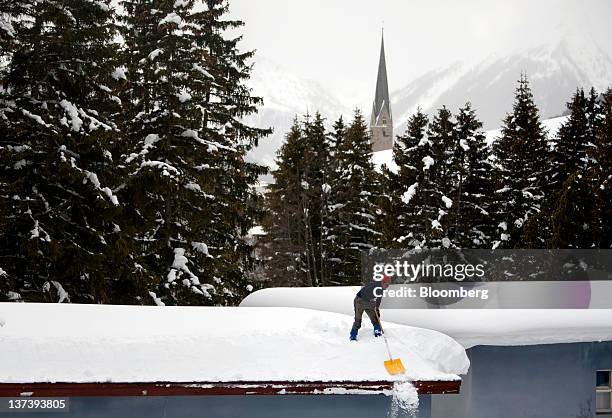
[0,381,460,397]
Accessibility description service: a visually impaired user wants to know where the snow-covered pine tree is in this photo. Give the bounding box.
[118,0,269,305]
[383,108,439,248]
[329,116,346,156]
[320,116,346,284]
[0,1,23,57]
[546,171,597,248]
[585,87,604,158]
[590,88,612,248]
[192,0,270,303]
[261,119,310,286]
[524,88,602,248]
[0,0,125,302]
[299,112,330,286]
[452,103,495,248]
[376,163,400,249]
[491,74,550,249]
[325,110,380,284]
[425,106,456,248]
[379,110,425,249]
[553,88,598,188]
[262,114,330,287]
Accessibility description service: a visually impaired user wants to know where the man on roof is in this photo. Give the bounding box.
[349,275,392,341]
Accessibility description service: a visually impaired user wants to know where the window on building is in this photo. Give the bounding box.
[382,118,387,125]
[382,130,387,137]
[597,370,612,414]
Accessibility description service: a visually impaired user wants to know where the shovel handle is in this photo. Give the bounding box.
[373,307,384,333]
[373,308,394,361]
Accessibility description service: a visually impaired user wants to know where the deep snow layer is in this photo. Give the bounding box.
[241,286,612,348]
[0,303,468,384]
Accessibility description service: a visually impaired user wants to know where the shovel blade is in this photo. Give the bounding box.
[384,358,406,375]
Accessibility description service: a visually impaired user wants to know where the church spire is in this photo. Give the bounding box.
[370,29,393,152]
[373,30,391,125]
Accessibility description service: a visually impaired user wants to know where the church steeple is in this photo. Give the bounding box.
[370,30,393,152]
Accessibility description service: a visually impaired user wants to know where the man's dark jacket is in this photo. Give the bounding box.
[356,281,383,308]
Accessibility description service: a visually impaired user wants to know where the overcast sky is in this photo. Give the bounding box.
[229,0,612,104]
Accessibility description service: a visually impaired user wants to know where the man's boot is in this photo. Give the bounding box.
[373,324,382,337]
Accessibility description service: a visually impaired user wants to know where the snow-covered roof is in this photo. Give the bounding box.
[240,287,612,349]
[0,303,468,385]
[372,148,398,173]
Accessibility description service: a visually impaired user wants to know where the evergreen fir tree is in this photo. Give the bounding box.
[0,2,24,59]
[425,106,456,247]
[551,88,596,188]
[329,116,346,155]
[261,119,310,286]
[118,0,269,305]
[376,164,399,249]
[300,112,330,286]
[452,103,495,248]
[492,74,550,248]
[385,108,440,248]
[547,171,597,248]
[321,116,346,283]
[590,88,612,248]
[0,0,126,302]
[326,110,380,284]
[194,0,270,303]
[524,88,603,248]
[586,87,603,154]
[262,113,330,286]
[378,110,423,249]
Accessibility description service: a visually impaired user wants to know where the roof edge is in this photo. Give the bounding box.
[0,380,461,396]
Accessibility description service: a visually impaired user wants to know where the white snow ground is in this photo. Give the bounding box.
[483,115,568,146]
[0,303,468,384]
[241,286,612,349]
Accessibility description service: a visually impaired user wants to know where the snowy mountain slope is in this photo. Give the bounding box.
[246,34,611,166]
[484,115,568,146]
[245,57,352,169]
[391,35,612,131]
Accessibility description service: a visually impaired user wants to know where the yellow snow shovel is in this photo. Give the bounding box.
[374,309,406,375]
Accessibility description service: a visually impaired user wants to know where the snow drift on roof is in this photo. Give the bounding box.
[241,286,612,349]
[0,303,468,384]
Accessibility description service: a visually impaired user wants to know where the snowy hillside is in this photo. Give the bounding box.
[245,57,352,169]
[246,33,611,166]
[484,115,568,146]
[391,35,612,130]
[0,303,469,384]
